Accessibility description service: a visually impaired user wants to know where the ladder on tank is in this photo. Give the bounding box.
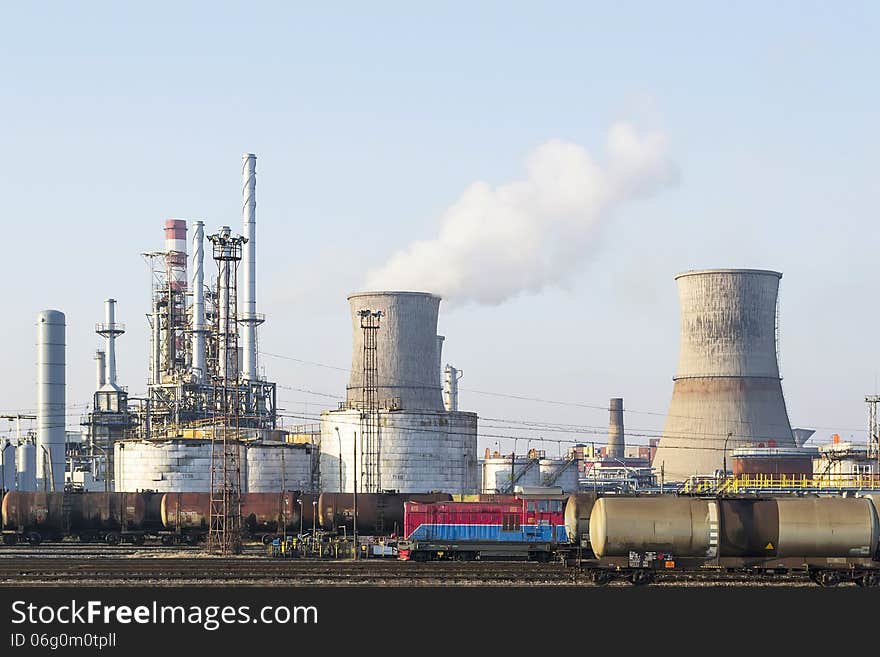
[543,456,577,487]
[503,458,540,494]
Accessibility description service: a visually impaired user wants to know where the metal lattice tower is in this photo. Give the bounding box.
[867,395,880,469]
[207,227,246,555]
[359,309,382,493]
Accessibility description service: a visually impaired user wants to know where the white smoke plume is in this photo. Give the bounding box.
[365,122,679,306]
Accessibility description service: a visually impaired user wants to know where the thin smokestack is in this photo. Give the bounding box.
[241,153,261,380]
[97,298,124,388]
[95,350,106,390]
[608,398,624,459]
[191,220,206,382]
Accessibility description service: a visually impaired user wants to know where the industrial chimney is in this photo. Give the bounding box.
[36,310,66,492]
[652,269,796,481]
[346,291,444,412]
[608,398,625,459]
[96,298,124,389]
[94,350,106,390]
[190,220,207,382]
[240,153,264,381]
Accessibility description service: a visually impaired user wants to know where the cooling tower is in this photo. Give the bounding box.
[323,290,478,493]
[346,291,444,411]
[652,269,796,481]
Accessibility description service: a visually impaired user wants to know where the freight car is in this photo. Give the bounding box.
[158,491,453,544]
[160,492,301,544]
[585,494,880,587]
[397,491,570,561]
[1,491,164,545]
[310,492,453,536]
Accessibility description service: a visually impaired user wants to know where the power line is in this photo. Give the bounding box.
[259,349,867,434]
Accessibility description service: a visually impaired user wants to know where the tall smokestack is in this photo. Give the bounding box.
[95,350,106,390]
[164,219,188,292]
[241,153,262,380]
[96,299,124,389]
[191,220,206,382]
[608,398,624,459]
[36,310,65,492]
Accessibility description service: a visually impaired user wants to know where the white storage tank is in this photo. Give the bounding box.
[246,442,314,492]
[481,455,542,494]
[114,439,222,492]
[320,409,479,494]
[15,441,36,491]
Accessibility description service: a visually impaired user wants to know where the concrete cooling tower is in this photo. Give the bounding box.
[346,291,444,411]
[321,291,478,494]
[652,269,796,482]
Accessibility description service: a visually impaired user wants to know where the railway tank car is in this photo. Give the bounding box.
[1,491,163,545]
[314,492,453,536]
[160,492,301,544]
[587,495,880,587]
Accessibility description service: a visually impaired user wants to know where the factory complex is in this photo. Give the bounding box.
[3,153,879,566]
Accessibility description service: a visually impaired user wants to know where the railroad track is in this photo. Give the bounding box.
[0,557,816,586]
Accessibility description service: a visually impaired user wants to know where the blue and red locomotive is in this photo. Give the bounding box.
[399,491,569,561]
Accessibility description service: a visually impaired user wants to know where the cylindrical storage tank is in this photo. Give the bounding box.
[36,310,66,492]
[346,292,444,411]
[653,270,796,481]
[608,398,624,459]
[481,456,542,493]
[16,442,36,491]
[1,492,65,537]
[564,493,600,547]
[245,442,313,493]
[241,492,300,533]
[538,458,579,493]
[320,409,478,494]
[114,440,229,492]
[730,447,814,477]
[590,496,718,559]
[317,492,452,535]
[160,492,210,531]
[1,441,16,491]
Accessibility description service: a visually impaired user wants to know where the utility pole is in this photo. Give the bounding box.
[353,430,358,560]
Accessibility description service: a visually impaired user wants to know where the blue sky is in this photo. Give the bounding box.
[1,2,878,451]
